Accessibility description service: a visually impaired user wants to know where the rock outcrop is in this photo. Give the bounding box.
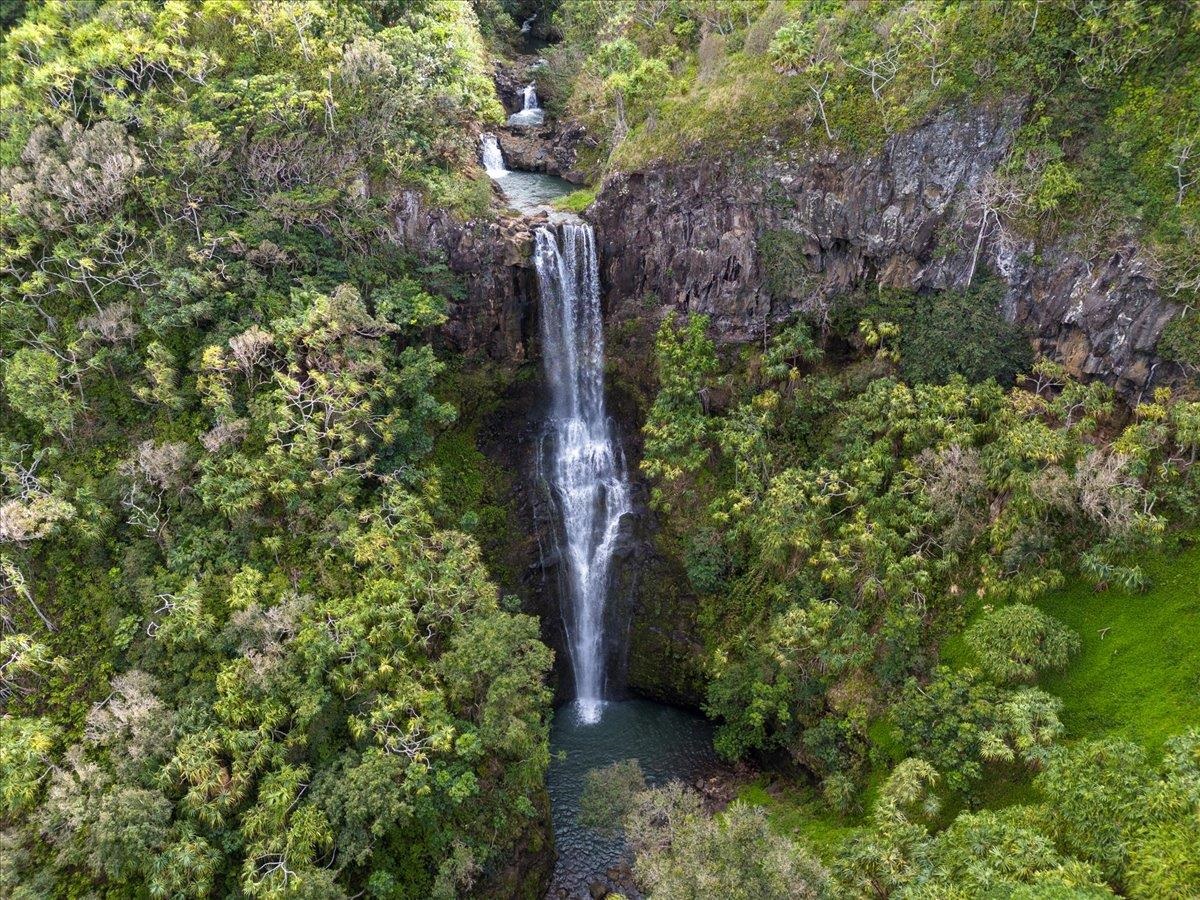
[588,101,1184,398]
[497,121,594,184]
[388,188,539,361]
[1001,241,1179,400]
[493,59,534,115]
[492,55,594,183]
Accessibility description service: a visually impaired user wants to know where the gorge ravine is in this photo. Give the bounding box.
[479,133,633,716]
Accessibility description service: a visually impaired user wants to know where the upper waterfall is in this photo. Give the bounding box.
[508,82,545,127]
[534,222,631,724]
[480,133,507,178]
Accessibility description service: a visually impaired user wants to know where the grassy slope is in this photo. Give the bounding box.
[940,546,1200,750]
[737,779,864,855]
[1033,545,1200,751]
[741,545,1200,856]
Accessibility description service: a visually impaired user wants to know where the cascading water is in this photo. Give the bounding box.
[534,222,631,725]
[480,133,507,178]
[479,135,573,213]
[478,127,712,896]
[508,82,545,126]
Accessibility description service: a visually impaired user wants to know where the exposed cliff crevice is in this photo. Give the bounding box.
[588,102,1185,399]
[389,188,539,360]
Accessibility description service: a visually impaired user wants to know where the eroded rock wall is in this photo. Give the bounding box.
[589,102,1184,399]
[388,188,538,360]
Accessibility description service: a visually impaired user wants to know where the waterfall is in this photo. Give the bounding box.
[520,12,536,34]
[508,82,545,126]
[480,133,507,178]
[534,222,631,725]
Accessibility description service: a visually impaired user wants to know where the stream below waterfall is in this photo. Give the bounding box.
[482,143,718,899]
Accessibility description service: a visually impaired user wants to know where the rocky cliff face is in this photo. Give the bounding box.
[1001,242,1178,399]
[588,102,1184,399]
[388,188,539,360]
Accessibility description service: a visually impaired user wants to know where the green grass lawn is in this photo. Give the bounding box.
[940,546,1200,751]
[748,546,1200,855]
[736,779,863,855]
[1033,545,1200,751]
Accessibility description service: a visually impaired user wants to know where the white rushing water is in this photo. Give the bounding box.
[508,82,545,127]
[480,133,507,177]
[534,222,631,724]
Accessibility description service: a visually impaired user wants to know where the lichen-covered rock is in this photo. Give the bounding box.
[589,102,1185,399]
[388,188,540,360]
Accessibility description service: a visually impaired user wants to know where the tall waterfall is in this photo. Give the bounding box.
[480,133,507,177]
[535,222,631,724]
[523,83,539,110]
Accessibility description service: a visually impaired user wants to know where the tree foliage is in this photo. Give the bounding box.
[0,2,552,896]
[623,783,832,900]
[966,603,1081,684]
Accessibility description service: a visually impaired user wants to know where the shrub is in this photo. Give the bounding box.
[965,604,1081,684]
[1159,311,1200,374]
[894,668,1064,791]
[844,281,1033,386]
[578,759,646,833]
[683,528,727,595]
[625,785,832,899]
[759,228,812,299]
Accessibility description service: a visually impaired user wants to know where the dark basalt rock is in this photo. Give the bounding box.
[1002,241,1181,400]
[493,59,532,115]
[588,101,1185,399]
[497,120,594,184]
[387,187,541,361]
